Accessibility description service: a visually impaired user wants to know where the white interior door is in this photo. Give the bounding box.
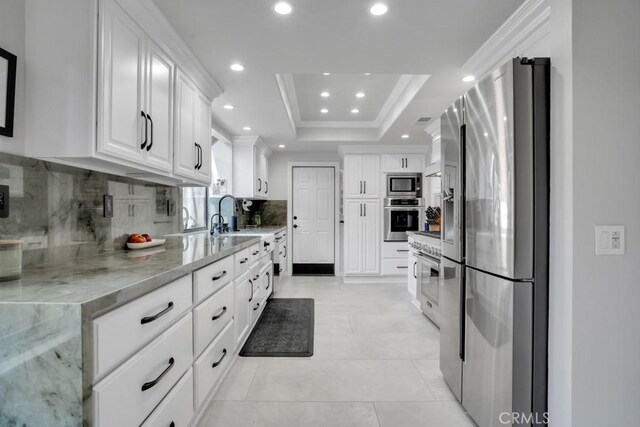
[292,167,335,273]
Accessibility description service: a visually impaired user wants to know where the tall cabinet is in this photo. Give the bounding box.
[343,155,381,276]
[232,137,271,199]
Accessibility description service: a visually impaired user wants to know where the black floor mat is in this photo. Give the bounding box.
[239,298,314,357]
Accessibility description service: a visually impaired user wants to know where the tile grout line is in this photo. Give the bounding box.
[372,401,383,427]
[241,359,262,402]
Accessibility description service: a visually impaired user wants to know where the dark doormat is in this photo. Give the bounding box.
[239,298,314,357]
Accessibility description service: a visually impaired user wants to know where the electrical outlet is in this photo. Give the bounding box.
[103,195,113,218]
[595,225,625,255]
[0,185,9,218]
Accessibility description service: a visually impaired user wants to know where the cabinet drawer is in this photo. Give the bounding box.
[249,243,261,263]
[194,319,235,408]
[141,368,194,427]
[193,255,234,303]
[233,248,251,278]
[93,275,192,379]
[382,241,411,259]
[194,282,235,357]
[382,258,410,276]
[94,313,193,427]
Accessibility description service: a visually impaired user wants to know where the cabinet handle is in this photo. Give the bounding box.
[211,271,227,281]
[212,349,227,368]
[266,272,270,290]
[397,249,409,253]
[396,265,409,269]
[413,261,417,279]
[141,357,174,391]
[194,143,199,169]
[240,257,249,264]
[364,203,366,216]
[363,181,366,194]
[132,204,135,217]
[145,113,153,151]
[198,144,203,169]
[283,246,287,258]
[253,274,260,281]
[249,279,253,301]
[140,302,174,325]
[211,306,227,321]
[265,181,268,194]
[252,250,260,256]
[359,181,363,194]
[258,178,262,192]
[253,302,260,311]
[359,203,362,217]
[140,111,148,150]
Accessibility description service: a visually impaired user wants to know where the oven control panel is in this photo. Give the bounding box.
[409,235,441,258]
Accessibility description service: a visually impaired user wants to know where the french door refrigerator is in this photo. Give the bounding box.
[439,57,550,427]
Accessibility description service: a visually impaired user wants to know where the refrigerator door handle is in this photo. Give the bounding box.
[459,268,466,361]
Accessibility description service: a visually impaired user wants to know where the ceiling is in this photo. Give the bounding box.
[153,0,525,151]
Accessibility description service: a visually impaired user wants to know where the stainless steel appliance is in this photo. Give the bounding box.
[410,236,441,326]
[439,57,550,427]
[384,198,423,242]
[386,173,422,198]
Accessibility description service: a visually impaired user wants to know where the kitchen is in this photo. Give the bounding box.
[1,0,639,426]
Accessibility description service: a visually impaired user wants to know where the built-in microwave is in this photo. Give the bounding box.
[386,173,422,197]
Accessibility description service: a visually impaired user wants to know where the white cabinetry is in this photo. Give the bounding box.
[344,200,380,275]
[234,272,252,347]
[382,154,425,172]
[24,0,220,186]
[343,155,380,198]
[408,252,418,296]
[232,137,272,199]
[174,70,212,185]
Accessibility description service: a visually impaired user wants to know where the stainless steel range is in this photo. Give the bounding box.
[409,232,441,326]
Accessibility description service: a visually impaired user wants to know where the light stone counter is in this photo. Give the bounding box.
[0,233,260,427]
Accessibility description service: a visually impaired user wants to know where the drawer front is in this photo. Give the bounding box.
[141,368,194,427]
[382,258,410,276]
[249,243,261,263]
[94,313,193,427]
[382,241,411,259]
[194,282,235,357]
[233,248,251,278]
[194,319,235,408]
[193,254,234,303]
[93,275,192,379]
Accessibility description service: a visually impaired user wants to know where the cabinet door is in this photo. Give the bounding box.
[344,200,363,274]
[98,0,145,163]
[403,154,425,172]
[343,155,363,198]
[260,151,269,197]
[361,154,380,198]
[252,148,264,197]
[382,154,404,172]
[174,70,197,179]
[361,200,381,274]
[195,90,212,184]
[407,252,418,296]
[234,274,251,347]
[143,40,173,172]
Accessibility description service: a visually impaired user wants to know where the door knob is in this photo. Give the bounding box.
[293,216,297,220]
[293,224,298,228]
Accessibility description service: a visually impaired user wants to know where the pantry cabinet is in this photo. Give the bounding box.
[382,154,426,172]
[344,199,380,275]
[343,155,381,198]
[232,137,271,199]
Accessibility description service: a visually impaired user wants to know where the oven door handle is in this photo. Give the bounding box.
[383,206,424,210]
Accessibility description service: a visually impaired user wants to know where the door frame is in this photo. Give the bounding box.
[287,162,340,276]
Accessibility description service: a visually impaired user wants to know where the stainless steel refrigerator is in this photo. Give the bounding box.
[439,57,549,427]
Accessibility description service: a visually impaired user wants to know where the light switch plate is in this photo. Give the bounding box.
[595,225,625,255]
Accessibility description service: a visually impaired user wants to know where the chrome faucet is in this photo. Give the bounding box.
[210,195,240,235]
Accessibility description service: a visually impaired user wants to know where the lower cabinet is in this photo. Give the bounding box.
[142,368,194,427]
[194,319,236,407]
[234,271,252,347]
[407,252,418,296]
[344,199,381,275]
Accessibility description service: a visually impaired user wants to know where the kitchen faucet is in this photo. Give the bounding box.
[210,195,239,235]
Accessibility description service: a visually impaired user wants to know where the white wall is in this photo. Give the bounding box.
[267,150,341,200]
[0,0,26,156]
[571,0,640,425]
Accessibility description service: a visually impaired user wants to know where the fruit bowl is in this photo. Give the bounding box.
[126,239,166,250]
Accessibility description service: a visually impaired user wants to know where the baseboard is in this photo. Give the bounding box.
[342,275,407,284]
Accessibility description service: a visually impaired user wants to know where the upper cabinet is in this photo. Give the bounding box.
[24,0,221,186]
[232,137,271,199]
[382,154,426,173]
[343,154,380,199]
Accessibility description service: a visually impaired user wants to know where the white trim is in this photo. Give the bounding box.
[274,73,298,138]
[287,162,341,276]
[342,276,406,284]
[461,0,550,82]
[338,144,429,157]
[424,117,441,141]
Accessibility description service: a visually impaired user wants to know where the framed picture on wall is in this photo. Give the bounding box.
[0,46,17,138]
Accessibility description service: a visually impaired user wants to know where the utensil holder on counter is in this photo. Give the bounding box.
[0,240,23,281]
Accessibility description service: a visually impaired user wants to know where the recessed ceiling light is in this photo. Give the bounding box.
[321,91,330,97]
[223,104,235,110]
[321,108,329,114]
[278,144,286,148]
[322,72,331,76]
[370,3,388,16]
[356,92,365,98]
[364,73,372,76]
[462,75,475,82]
[243,126,252,131]
[273,2,293,15]
[351,109,360,114]
[401,134,410,139]
[230,63,244,72]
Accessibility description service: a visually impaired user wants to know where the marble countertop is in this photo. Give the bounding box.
[0,234,260,316]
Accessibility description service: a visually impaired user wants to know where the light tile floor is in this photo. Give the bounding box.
[197,276,476,427]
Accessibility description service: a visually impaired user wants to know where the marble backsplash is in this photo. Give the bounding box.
[209,197,287,229]
[0,153,180,267]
